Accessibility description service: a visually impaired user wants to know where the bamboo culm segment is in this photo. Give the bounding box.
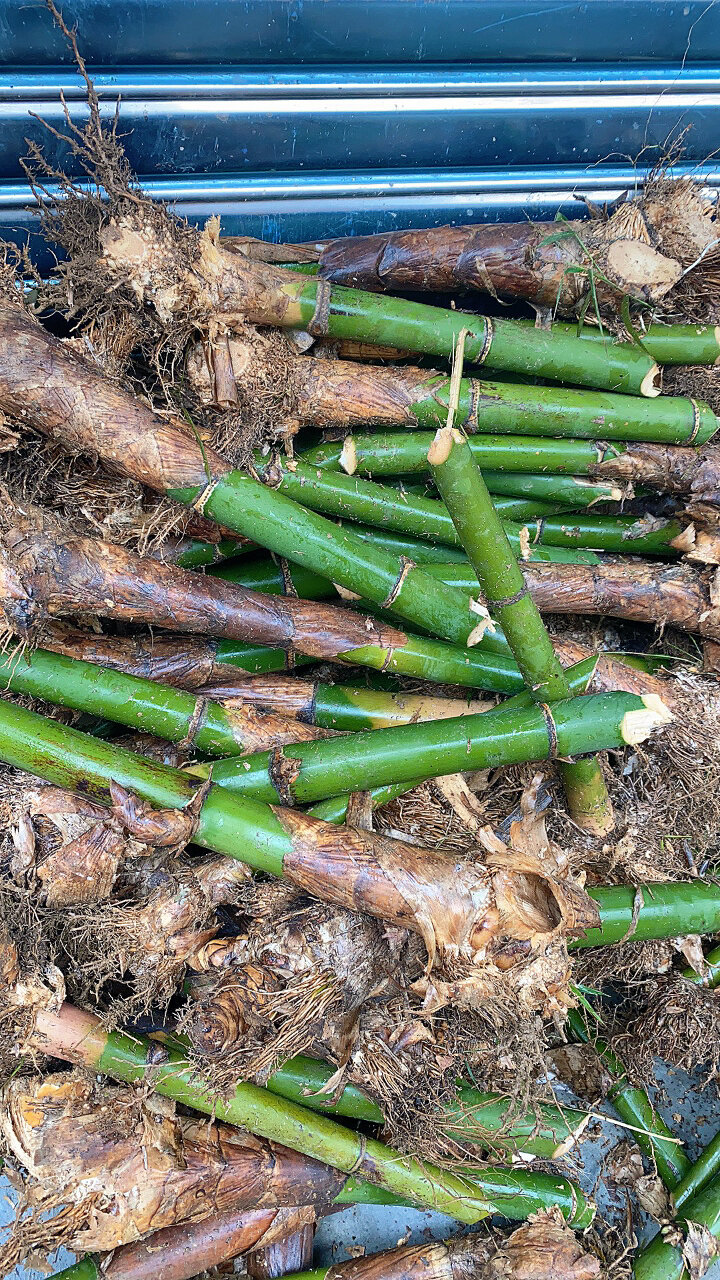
[572,883,720,948]
[0,646,331,757]
[174,467,492,647]
[515,318,720,367]
[253,455,657,555]
[262,1056,590,1162]
[197,672,489,732]
[278,275,659,394]
[33,1006,594,1227]
[190,690,656,804]
[634,1170,720,1280]
[566,1010,691,1189]
[672,1132,720,1211]
[307,368,716,442]
[683,942,720,988]
[429,427,612,833]
[479,469,623,508]
[300,434,618,476]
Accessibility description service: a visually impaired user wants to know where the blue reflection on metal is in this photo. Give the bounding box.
[3,0,720,66]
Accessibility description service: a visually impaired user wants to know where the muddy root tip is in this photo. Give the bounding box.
[641,363,662,398]
[339,437,357,476]
[621,693,674,744]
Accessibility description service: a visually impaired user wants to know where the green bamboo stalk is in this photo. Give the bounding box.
[682,942,720,988]
[481,469,624,507]
[672,1132,720,1211]
[190,689,665,804]
[566,1008,691,1188]
[255,269,660,394]
[173,536,248,568]
[198,673,488,732]
[171,469,503,649]
[263,1053,590,1161]
[300,433,622,475]
[634,1169,720,1280]
[517,318,720,367]
[33,1005,594,1227]
[310,368,717,440]
[251,453,680,556]
[307,782,419,822]
[428,425,611,831]
[572,884,720,948]
[356,527,602,565]
[251,454,631,553]
[0,646,325,757]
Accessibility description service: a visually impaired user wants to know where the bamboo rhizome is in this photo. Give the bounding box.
[186,322,715,442]
[0,695,633,989]
[0,304,560,652]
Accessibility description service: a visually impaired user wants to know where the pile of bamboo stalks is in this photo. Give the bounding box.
[5,88,720,1277]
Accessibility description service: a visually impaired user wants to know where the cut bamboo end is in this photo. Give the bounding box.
[714,327,720,364]
[339,437,357,476]
[552,1110,594,1159]
[428,425,463,465]
[640,363,662,398]
[620,694,674,744]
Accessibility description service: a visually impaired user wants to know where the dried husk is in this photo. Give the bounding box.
[0,1069,346,1268]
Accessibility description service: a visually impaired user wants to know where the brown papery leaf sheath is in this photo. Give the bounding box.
[290,182,717,319]
[0,1071,347,1259]
[104,1206,317,1280]
[314,1212,599,1280]
[593,442,720,504]
[514,558,720,642]
[187,329,444,432]
[0,489,403,660]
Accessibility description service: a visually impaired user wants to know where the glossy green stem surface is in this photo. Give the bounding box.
[40,1009,594,1227]
[567,1009,690,1188]
[480,469,622,507]
[251,454,634,553]
[172,468,493,647]
[517,318,720,368]
[282,273,656,393]
[0,646,299,758]
[572,884,720,948]
[300,433,616,475]
[264,1054,589,1160]
[430,427,610,830]
[190,691,647,803]
[342,365,717,439]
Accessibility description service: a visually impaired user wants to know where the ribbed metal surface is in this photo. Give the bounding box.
[4,163,719,274]
[3,0,720,65]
